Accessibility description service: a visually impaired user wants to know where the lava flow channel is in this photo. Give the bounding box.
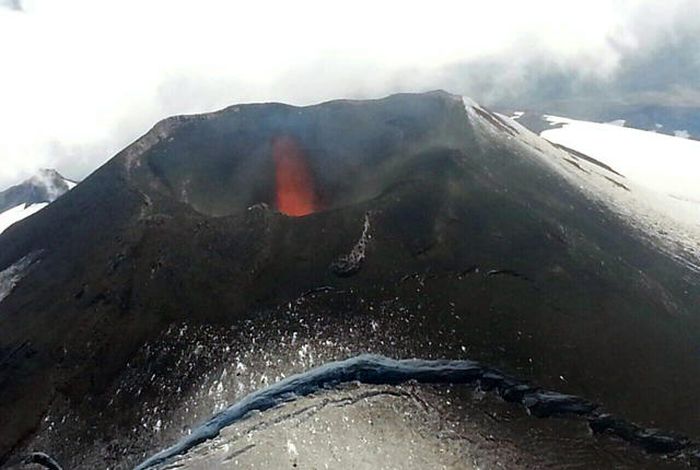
[273,136,317,216]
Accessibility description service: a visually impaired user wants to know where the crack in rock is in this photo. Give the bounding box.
[330,213,371,277]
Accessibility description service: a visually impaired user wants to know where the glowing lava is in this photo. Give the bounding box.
[273,136,317,216]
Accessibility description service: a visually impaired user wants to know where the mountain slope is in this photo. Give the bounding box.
[0,92,699,468]
[508,111,700,268]
[0,169,77,234]
[540,115,700,201]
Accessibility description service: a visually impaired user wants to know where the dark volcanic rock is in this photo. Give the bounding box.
[0,91,699,467]
[21,452,63,470]
[589,414,691,454]
[522,390,597,418]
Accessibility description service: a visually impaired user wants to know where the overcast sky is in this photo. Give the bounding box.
[0,0,698,189]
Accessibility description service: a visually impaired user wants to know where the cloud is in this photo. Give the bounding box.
[0,0,22,11]
[0,0,698,189]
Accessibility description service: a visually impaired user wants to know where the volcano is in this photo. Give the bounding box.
[1,92,699,469]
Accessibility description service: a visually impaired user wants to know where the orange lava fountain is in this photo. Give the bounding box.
[273,136,317,216]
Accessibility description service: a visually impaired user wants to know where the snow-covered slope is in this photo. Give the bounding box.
[0,203,49,235]
[540,116,700,202]
[0,169,77,235]
[502,109,700,272]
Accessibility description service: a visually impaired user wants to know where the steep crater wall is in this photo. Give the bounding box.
[133,92,474,217]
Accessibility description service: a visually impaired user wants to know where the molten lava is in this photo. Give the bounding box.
[273,136,318,216]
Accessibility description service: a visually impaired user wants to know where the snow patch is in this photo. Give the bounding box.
[540,116,700,202]
[542,115,575,126]
[286,439,299,457]
[0,202,49,234]
[469,101,700,272]
[606,119,626,127]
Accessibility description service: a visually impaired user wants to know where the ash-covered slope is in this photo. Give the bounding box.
[0,169,77,235]
[0,91,699,468]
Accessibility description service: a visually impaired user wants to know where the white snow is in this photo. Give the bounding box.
[674,130,690,139]
[541,115,700,202]
[286,440,299,457]
[606,119,626,127]
[0,202,49,235]
[511,111,524,119]
[465,100,700,271]
[0,170,78,235]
